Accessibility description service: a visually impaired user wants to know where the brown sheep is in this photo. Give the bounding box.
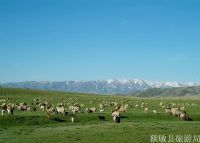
[179,111,192,121]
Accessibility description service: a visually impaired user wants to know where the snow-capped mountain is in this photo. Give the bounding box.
[0,79,199,95]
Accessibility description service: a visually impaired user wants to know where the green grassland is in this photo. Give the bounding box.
[0,88,200,143]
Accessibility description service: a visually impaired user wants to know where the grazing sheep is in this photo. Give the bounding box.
[112,110,120,117]
[47,107,56,114]
[144,107,149,113]
[40,105,45,111]
[171,108,181,117]
[113,102,118,107]
[56,106,65,115]
[115,105,120,111]
[113,115,117,122]
[87,107,96,113]
[16,102,30,111]
[180,106,185,111]
[91,107,96,112]
[109,102,117,107]
[72,106,80,114]
[99,104,104,110]
[153,110,157,115]
[27,106,31,111]
[112,111,120,123]
[71,117,74,123]
[100,109,104,113]
[69,105,80,113]
[1,103,7,115]
[124,104,128,108]
[179,111,192,121]
[1,109,5,116]
[164,107,172,115]
[135,104,139,108]
[85,108,89,113]
[1,103,15,115]
[141,102,145,108]
[103,102,108,107]
[109,102,113,106]
[118,106,126,113]
[179,111,187,120]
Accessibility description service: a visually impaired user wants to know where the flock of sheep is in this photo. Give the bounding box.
[0,97,194,123]
[161,102,193,121]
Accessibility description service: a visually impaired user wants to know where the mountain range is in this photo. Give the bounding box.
[0,79,199,95]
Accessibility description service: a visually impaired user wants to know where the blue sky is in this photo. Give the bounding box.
[0,0,200,82]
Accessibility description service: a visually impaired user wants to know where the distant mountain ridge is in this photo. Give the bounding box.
[0,79,199,95]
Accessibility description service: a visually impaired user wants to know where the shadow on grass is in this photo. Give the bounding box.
[52,118,65,122]
[120,116,128,119]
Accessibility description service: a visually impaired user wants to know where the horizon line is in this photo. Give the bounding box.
[0,79,199,84]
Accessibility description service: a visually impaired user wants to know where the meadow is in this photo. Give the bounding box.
[0,88,200,143]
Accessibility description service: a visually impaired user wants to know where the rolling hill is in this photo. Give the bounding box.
[133,86,200,97]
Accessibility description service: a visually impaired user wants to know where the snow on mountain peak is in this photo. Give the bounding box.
[107,79,115,84]
[0,79,199,95]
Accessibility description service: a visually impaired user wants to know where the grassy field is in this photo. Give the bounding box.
[0,88,200,143]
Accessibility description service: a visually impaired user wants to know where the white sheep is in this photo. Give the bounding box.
[112,110,120,123]
[153,110,157,115]
[1,110,5,116]
[135,104,139,108]
[100,109,104,113]
[99,104,104,110]
[164,107,172,115]
[72,106,80,114]
[118,106,126,113]
[90,107,96,113]
[56,106,65,115]
[179,111,187,120]
[171,108,180,117]
[71,117,74,123]
[180,106,185,111]
[144,107,149,113]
